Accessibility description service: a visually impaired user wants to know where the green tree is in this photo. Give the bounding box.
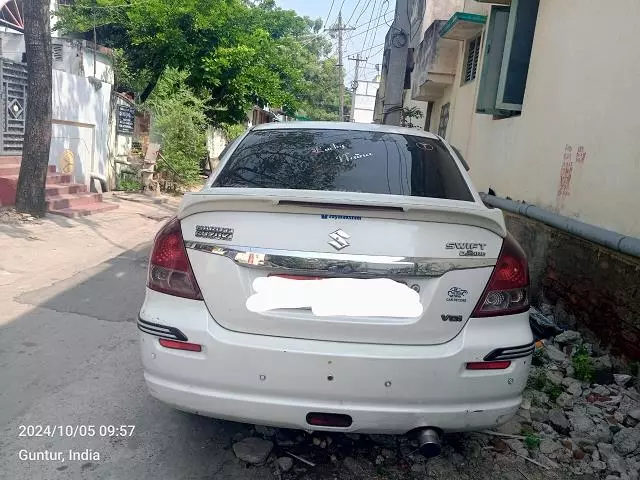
[401,107,424,128]
[57,0,344,124]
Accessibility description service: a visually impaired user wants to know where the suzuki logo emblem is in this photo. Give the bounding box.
[328,229,350,251]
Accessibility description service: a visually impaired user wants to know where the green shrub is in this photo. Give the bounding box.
[524,434,541,450]
[573,345,594,382]
[117,168,142,192]
[147,68,209,185]
[545,384,563,401]
[222,123,247,141]
[118,177,142,192]
[520,425,534,436]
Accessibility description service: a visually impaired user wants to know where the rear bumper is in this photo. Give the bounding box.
[139,289,533,434]
[144,372,522,433]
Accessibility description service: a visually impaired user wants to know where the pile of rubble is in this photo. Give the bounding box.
[230,320,639,480]
[495,324,640,480]
[0,207,41,224]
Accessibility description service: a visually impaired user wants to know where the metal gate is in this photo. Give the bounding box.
[0,59,27,155]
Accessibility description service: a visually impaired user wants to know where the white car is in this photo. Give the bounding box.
[138,122,532,455]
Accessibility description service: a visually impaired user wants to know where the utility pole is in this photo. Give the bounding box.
[382,0,410,126]
[325,11,354,122]
[348,53,367,122]
[338,11,344,121]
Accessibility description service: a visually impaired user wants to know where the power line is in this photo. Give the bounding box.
[355,0,378,84]
[359,0,378,64]
[345,0,363,26]
[343,8,393,58]
[370,44,385,58]
[353,0,374,28]
[382,0,393,27]
[338,0,348,17]
[351,5,392,30]
[324,0,336,29]
[344,40,384,58]
[344,17,387,42]
[364,0,387,59]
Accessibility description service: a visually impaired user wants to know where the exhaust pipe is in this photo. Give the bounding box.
[415,428,442,458]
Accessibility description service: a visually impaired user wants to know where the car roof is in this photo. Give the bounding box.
[252,121,440,139]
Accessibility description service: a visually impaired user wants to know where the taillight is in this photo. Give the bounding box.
[148,217,203,300]
[471,233,529,317]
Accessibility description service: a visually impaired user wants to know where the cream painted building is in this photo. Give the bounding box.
[405,0,640,239]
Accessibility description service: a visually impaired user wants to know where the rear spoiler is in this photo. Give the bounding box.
[178,188,507,237]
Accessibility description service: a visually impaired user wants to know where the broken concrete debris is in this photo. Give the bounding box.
[230,314,639,480]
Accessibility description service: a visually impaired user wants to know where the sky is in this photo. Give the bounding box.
[276,0,395,86]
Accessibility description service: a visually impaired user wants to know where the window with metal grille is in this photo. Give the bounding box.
[463,35,481,84]
[438,103,450,138]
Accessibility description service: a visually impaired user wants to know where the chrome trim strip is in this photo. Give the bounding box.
[497,346,535,354]
[484,342,535,361]
[184,241,496,278]
[137,317,188,342]
[492,351,535,361]
[138,323,172,334]
[138,324,175,336]
[138,325,181,340]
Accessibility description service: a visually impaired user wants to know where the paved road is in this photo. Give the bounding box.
[0,198,583,480]
[0,242,272,480]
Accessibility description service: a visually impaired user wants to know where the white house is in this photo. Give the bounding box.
[0,0,125,189]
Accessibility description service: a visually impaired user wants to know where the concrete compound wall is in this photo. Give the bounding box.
[0,32,113,82]
[50,70,112,187]
[504,212,640,361]
[206,127,228,162]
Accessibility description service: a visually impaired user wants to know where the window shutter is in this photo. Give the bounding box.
[496,0,540,110]
[475,6,510,114]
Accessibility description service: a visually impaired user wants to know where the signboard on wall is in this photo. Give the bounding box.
[116,105,135,134]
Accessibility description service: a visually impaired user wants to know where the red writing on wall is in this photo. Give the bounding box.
[557,144,573,200]
[556,144,587,209]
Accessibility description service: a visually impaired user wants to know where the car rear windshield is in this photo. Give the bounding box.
[213,128,474,201]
